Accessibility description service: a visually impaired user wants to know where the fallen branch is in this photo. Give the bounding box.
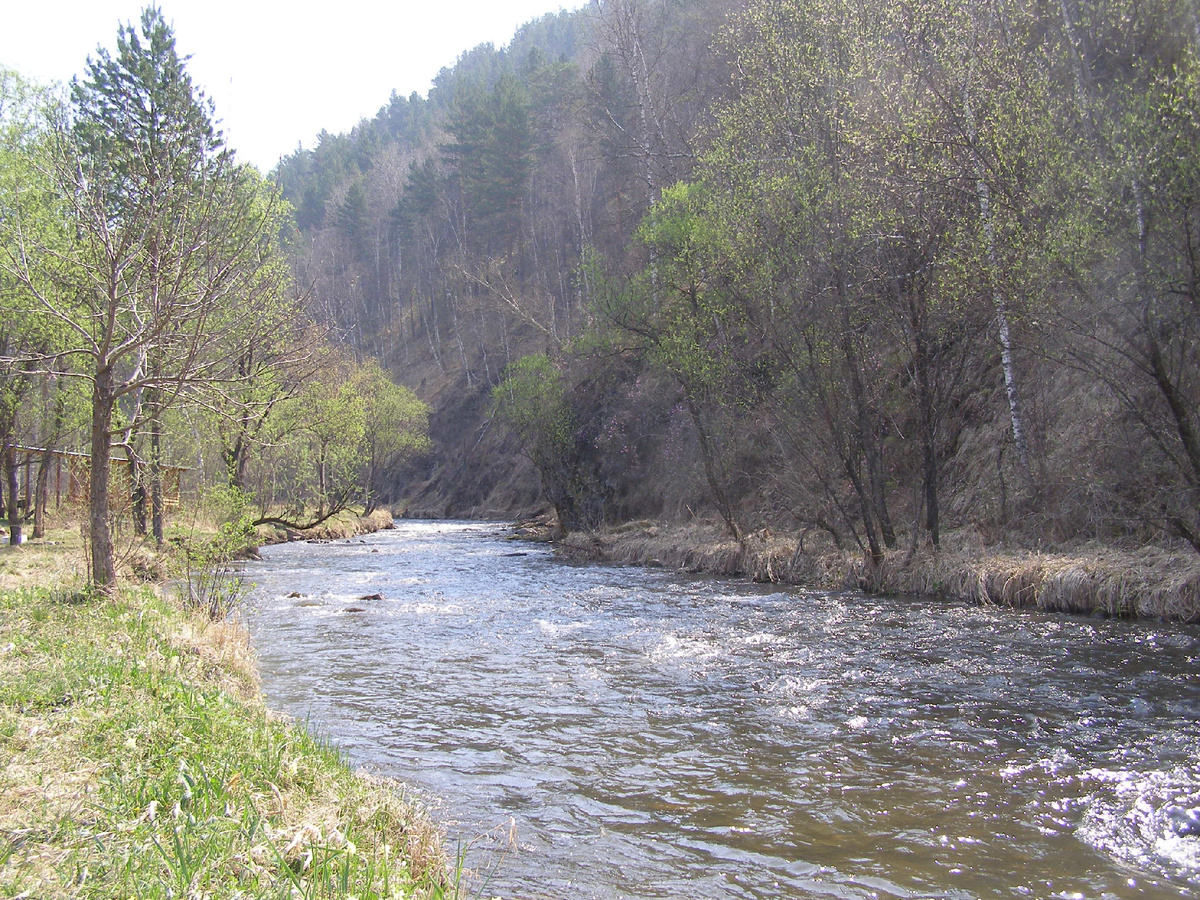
[252,502,352,533]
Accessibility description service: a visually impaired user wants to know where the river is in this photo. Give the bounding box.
[242,521,1200,899]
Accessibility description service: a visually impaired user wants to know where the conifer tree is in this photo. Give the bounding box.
[6,7,291,587]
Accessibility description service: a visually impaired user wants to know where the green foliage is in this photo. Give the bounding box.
[253,354,429,520]
[72,7,223,195]
[272,369,367,515]
[633,181,742,400]
[0,583,449,897]
[5,0,1196,551]
[492,353,573,472]
[1,7,305,585]
[492,353,608,531]
[169,513,255,620]
[444,73,535,250]
[353,359,431,512]
[0,69,74,401]
[1054,0,1200,548]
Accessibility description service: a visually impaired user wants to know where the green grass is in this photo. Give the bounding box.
[0,575,450,899]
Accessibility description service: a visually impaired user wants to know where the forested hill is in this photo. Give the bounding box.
[274,0,1200,558]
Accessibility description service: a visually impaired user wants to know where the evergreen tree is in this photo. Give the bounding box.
[6,7,292,587]
[443,74,534,255]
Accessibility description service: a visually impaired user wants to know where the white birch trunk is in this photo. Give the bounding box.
[962,44,1033,478]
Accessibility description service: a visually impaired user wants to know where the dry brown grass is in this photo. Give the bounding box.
[0,526,89,594]
[882,543,1200,621]
[561,521,1200,622]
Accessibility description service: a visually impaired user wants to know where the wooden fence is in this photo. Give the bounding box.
[2,445,186,516]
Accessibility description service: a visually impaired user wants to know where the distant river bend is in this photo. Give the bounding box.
[244,521,1200,899]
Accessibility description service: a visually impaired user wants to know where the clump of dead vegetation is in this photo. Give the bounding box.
[561,521,1200,623]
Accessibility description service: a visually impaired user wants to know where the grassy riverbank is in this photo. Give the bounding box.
[558,521,1200,623]
[0,531,449,899]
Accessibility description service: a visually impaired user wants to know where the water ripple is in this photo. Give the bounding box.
[244,522,1200,899]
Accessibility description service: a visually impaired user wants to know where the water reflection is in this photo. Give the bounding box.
[244,521,1200,899]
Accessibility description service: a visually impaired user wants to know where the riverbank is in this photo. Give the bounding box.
[0,530,450,898]
[253,508,398,548]
[556,521,1200,623]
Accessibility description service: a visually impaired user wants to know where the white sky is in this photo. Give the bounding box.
[1,0,587,171]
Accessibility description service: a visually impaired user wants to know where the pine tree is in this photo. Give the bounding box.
[5,6,290,588]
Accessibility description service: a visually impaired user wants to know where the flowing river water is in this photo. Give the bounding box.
[242,521,1200,899]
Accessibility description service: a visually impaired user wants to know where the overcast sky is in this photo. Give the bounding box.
[1,0,587,171]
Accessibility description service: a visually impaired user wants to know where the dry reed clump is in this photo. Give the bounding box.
[334,771,447,884]
[169,613,262,702]
[0,716,103,897]
[563,521,742,574]
[848,542,1200,622]
[561,521,1200,622]
[560,522,852,588]
[216,745,448,891]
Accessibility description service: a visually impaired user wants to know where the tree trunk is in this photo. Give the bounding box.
[317,445,328,518]
[151,419,164,546]
[1146,331,1200,489]
[1135,177,1200,548]
[4,443,21,546]
[962,55,1033,481]
[915,360,940,548]
[907,283,941,548]
[683,392,743,545]
[840,299,891,554]
[90,366,117,590]
[868,444,896,550]
[363,456,379,516]
[224,430,250,491]
[845,455,883,565]
[34,451,50,539]
[130,462,147,536]
[35,374,69,540]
